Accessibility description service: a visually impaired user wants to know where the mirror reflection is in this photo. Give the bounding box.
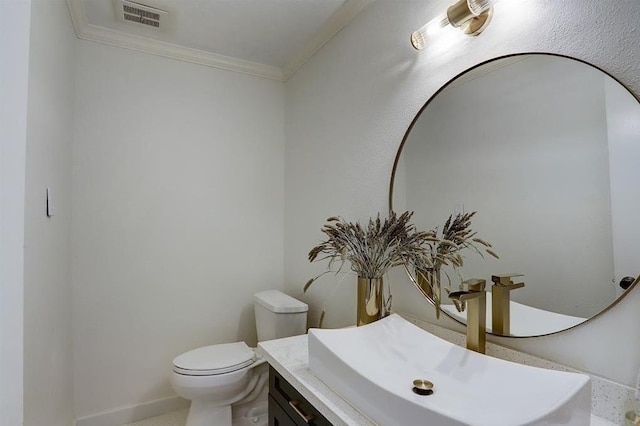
[391,54,640,337]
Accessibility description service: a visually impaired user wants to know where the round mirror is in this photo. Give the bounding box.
[390,53,640,337]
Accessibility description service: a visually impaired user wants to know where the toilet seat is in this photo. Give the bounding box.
[173,342,256,376]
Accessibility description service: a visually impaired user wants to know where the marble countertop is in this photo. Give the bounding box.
[258,333,375,425]
[258,333,618,426]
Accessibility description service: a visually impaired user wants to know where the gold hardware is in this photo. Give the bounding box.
[288,400,314,424]
[491,274,525,335]
[491,273,524,287]
[410,0,497,50]
[449,278,486,354]
[466,278,486,292]
[447,0,493,35]
[412,379,434,395]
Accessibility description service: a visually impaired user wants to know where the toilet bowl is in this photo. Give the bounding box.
[170,290,308,426]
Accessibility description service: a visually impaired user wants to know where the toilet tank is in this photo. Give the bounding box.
[254,290,308,342]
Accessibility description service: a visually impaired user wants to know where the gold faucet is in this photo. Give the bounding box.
[448,279,486,354]
[490,274,525,336]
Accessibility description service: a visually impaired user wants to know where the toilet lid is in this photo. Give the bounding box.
[172,342,256,376]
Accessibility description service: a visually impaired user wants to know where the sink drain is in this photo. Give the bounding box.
[412,379,434,395]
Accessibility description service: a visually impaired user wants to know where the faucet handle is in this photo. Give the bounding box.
[448,279,487,303]
[491,273,525,290]
[464,278,486,292]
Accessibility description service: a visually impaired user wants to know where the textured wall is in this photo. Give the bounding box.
[284,0,640,386]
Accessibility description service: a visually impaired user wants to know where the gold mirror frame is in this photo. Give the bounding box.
[389,52,640,338]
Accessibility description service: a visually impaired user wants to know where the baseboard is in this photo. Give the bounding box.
[75,395,189,426]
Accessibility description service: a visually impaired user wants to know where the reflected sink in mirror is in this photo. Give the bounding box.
[440,296,586,336]
[308,314,591,426]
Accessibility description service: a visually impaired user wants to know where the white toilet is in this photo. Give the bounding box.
[170,290,308,426]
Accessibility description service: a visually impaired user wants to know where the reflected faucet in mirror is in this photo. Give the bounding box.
[491,273,525,335]
[448,278,487,354]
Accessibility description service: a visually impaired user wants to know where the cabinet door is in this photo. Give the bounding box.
[269,366,332,426]
[269,394,297,426]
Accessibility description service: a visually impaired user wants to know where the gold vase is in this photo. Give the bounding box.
[418,267,441,298]
[357,277,388,326]
[417,267,441,318]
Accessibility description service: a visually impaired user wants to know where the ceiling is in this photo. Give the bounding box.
[66,0,373,81]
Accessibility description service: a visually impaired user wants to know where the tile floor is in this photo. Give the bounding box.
[123,407,617,426]
[122,408,188,426]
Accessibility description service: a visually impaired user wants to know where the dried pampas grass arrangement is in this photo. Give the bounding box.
[304,210,498,324]
[304,211,434,292]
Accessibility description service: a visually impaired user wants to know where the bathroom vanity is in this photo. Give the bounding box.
[269,366,331,426]
[258,317,620,426]
[260,334,375,425]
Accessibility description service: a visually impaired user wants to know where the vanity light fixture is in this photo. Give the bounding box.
[411,0,498,50]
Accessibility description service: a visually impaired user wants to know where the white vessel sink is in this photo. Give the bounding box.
[308,314,591,426]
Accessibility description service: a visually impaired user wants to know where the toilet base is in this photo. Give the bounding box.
[180,364,268,426]
[183,397,268,426]
[186,400,231,426]
[233,395,267,426]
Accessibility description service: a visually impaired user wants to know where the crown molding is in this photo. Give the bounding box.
[65,0,283,80]
[76,23,284,80]
[66,0,374,82]
[66,0,283,80]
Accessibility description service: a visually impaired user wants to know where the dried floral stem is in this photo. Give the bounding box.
[416,212,499,297]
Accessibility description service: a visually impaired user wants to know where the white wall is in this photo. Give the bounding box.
[71,42,285,421]
[23,2,76,425]
[0,1,31,425]
[284,0,640,387]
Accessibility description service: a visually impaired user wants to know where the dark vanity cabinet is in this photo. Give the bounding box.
[268,366,332,426]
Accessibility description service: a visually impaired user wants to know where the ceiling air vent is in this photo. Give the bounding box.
[115,0,168,30]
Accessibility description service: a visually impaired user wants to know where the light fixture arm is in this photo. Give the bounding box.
[448,0,477,27]
[447,0,492,28]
